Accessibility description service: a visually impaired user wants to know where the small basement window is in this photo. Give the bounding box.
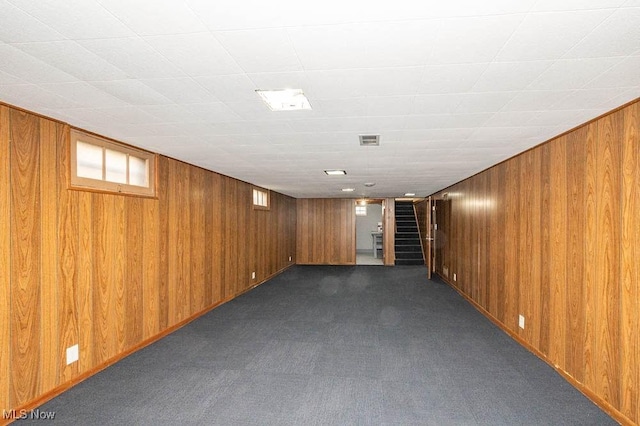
[70,129,156,197]
[252,187,269,210]
[355,205,367,216]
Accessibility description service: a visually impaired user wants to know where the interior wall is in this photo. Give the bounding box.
[296,198,356,265]
[431,99,639,425]
[0,103,297,415]
[355,203,382,251]
[415,199,429,264]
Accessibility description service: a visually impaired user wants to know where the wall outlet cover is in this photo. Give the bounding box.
[251,271,256,279]
[519,315,525,329]
[66,344,79,365]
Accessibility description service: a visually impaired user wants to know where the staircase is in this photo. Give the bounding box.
[394,201,424,266]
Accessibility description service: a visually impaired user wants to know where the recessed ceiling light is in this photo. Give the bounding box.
[404,193,416,196]
[324,170,346,175]
[342,188,355,192]
[363,182,376,187]
[256,89,311,111]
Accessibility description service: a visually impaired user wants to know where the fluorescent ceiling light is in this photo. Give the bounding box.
[404,193,415,196]
[342,188,355,192]
[256,89,311,111]
[324,170,346,175]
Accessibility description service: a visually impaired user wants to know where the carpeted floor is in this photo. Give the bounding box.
[23,265,615,425]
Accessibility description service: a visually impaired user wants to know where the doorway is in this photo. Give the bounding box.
[355,200,383,265]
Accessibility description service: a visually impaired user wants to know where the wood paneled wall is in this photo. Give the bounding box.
[296,199,356,265]
[432,100,640,425]
[0,104,296,417]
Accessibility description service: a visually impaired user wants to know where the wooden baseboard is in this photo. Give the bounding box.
[1,264,294,426]
[435,273,633,426]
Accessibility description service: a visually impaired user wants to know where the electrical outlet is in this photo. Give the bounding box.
[519,315,525,329]
[453,273,457,281]
[251,271,256,279]
[288,256,292,262]
[66,344,79,365]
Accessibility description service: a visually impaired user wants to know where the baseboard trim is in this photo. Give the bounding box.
[2,264,294,426]
[435,273,633,426]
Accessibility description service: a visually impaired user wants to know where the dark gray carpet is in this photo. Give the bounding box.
[24,266,615,425]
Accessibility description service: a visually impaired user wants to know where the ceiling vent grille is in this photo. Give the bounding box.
[359,135,380,146]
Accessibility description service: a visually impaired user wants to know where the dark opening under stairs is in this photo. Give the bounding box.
[394,201,425,266]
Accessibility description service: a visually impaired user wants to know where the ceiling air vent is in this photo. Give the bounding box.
[359,135,380,146]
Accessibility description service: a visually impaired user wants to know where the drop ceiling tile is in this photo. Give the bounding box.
[138,104,195,123]
[39,82,127,107]
[588,55,640,88]
[401,128,474,143]
[287,117,369,133]
[167,121,217,135]
[182,102,242,122]
[365,96,415,116]
[418,63,489,94]
[564,7,640,58]
[0,69,24,85]
[547,87,632,110]
[223,100,284,120]
[495,10,614,61]
[471,61,553,92]
[502,89,575,111]
[531,0,626,11]
[0,44,76,83]
[195,74,257,101]
[144,32,243,76]
[214,28,302,73]
[42,107,123,127]
[598,88,640,111]
[8,0,135,39]
[526,109,590,127]
[405,113,492,130]
[14,41,128,81]
[404,114,453,130]
[307,68,424,99]
[482,110,537,127]
[428,15,524,64]
[92,105,163,124]
[411,94,464,114]
[287,20,439,71]
[96,0,207,35]
[527,57,623,90]
[139,78,219,104]
[312,98,369,117]
[454,92,517,113]
[186,0,284,30]
[248,71,312,93]
[0,0,64,42]
[89,80,171,105]
[78,37,185,79]
[0,84,79,109]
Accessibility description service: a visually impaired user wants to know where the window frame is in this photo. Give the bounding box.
[252,187,270,210]
[69,129,157,198]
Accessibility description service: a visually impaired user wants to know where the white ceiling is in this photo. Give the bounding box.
[1,0,639,198]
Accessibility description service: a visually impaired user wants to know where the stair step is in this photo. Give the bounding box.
[395,258,425,266]
[395,238,420,244]
[395,245,422,252]
[395,250,423,258]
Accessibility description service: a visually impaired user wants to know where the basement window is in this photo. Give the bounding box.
[252,187,269,210]
[70,129,156,197]
[355,205,367,216]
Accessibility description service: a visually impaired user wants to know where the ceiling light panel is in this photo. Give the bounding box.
[256,89,312,111]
